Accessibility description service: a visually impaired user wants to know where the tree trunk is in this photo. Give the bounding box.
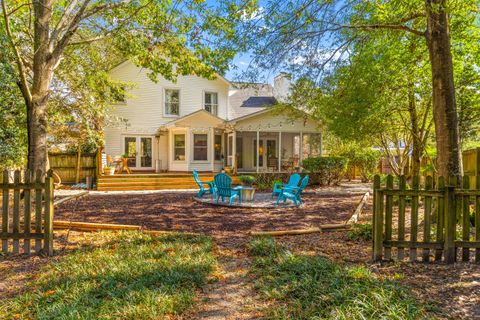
[408,84,422,177]
[425,0,462,178]
[27,94,49,174]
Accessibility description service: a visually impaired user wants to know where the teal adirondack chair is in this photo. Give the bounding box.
[214,173,241,205]
[277,175,309,206]
[272,173,301,199]
[193,169,215,198]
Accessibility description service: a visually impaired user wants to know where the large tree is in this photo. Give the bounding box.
[243,0,479,177]
[1,0,251,173]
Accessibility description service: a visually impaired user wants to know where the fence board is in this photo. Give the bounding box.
[423,176,433,262]
[35,170,44,253]
[12,171,20,253]
[476,176,480,262]
[462,176,471,261]
[435,177,445,261]
[410,176,420,262]
[397,175,406,260]
[24,170,32,254]
[48,152,97,183]
[384,175,393,260]
[2,170,8,253]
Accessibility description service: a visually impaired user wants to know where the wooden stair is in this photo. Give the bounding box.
[97,173,240,191]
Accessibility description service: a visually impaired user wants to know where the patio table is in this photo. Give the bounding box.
[237,186,256,202]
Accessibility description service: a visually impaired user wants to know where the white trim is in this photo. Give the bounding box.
[203,90,219,116]
[163,87,181,117]
[121,135,155,170]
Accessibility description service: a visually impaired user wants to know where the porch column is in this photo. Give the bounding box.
[232,130,237,173]
[210,127,215,172]
[278,131,282,172]
[299,131,303,170]
[256,129,260,173]
[186,127,191,171]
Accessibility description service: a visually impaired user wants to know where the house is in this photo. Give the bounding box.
[104,61,322,173]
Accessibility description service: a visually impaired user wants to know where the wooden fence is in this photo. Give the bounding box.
[1,170,54,256]
[48,152,97,184]
[373,174,480,264]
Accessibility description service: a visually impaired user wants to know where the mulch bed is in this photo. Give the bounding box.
[54,192,363,237]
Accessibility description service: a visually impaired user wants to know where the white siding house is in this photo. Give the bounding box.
[104,60,322,173]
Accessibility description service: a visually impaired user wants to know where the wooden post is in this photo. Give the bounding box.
[384,175,393,260]
[435,176,446,262]
[34,170,44,253]
[232,130,237,174]
[75,148,81,184]
[23,170,32,254]
[397,175,406,260]
[462,176,470,261]
[44,177,54,256]
[410,175,420,262]
[256,129,260,173]
[278,131,282,172]
[444,180,456,263]
[423,176,433,262]
[476,173,480,263]
[2,170,9,253]
[210,127,215,172]
[12,170,20,253]
[299,131,303,168]
[372,175,383,261]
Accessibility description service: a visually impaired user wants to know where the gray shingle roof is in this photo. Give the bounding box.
[240,96,277,108]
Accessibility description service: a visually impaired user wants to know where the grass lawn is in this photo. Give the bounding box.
[248,237,428,320]
[0,231,216,320]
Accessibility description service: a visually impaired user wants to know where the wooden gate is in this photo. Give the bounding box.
[373,174,480,263]
[1,170,54,256]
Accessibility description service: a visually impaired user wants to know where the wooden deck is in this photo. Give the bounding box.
[97,172,240,191]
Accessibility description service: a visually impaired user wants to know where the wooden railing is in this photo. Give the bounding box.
[373,174,480,263]
[1,170,54,256]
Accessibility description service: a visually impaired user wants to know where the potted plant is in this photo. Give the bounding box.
[104,165,115,176]
[239,175,256,187]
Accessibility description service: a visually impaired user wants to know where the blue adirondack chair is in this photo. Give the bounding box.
[272,173,301,199]
[277,175,309,206]
[214,173,241,205]
[193,169,215,198]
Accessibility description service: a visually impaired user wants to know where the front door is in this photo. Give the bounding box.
[124,136,153,170]
[254,138,277,170]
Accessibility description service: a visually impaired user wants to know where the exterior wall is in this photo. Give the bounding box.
[232,111,319,133]
[228,84,273,120]
[105,60,230,167]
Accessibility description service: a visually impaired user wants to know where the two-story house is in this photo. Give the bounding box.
[104,60,322,173]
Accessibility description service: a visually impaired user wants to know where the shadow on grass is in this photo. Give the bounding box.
[0,231,216,319]
[248,237,429,320]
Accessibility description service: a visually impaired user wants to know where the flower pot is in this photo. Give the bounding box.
[104,167,115,176]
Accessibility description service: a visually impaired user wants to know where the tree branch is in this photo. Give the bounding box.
[1,0,32,103]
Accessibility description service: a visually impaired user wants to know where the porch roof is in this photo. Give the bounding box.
[159,110,226,130]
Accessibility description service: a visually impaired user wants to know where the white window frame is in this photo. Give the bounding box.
[173,133,186,161]
[193,133,209,162]
[203,91,218,116]
[164,88,180,117]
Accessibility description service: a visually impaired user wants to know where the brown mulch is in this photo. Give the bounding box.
[54,192,360,239]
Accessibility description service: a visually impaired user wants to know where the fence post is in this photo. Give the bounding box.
[373,175,383,261]
[444,184,456,263]
[44,177,54,256]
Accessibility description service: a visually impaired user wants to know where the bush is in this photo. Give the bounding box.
[239,175,256,186]
[302,156,348,185]
[339,146,381,182]
[347,223,373,241]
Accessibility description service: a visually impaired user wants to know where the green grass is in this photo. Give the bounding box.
[248,237,428,320]
[1,231,216,319]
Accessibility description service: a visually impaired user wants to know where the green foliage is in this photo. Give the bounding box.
[336,144,381,182]
[248,237,426,319]
[0,231,216,319]
[253,173,291,191]
[239,175,256,186]
[302,156,348,185]
[347,223,373,241]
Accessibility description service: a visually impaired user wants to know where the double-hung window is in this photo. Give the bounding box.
[204,92,218,115]
[193,134,208,161]
[174,134,185,160]
[165,89,180,116]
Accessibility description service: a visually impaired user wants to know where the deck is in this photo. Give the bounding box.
[97,172,240,191]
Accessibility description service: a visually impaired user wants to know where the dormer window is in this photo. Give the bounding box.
[204,92,218,116]
[165,89,180,116]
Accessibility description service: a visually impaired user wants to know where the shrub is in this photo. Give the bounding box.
[339,146,381,182]
[347,223,373,241]
[253,173,290,191]
[239,175,256,186]
[302,156,348,185]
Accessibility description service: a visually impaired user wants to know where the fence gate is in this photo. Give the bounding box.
[1,170,54,256]
[373,174,480,263]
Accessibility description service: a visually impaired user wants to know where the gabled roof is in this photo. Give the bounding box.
[159,109,226,130]
[227,108,272,124]
[240,96,277,108]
